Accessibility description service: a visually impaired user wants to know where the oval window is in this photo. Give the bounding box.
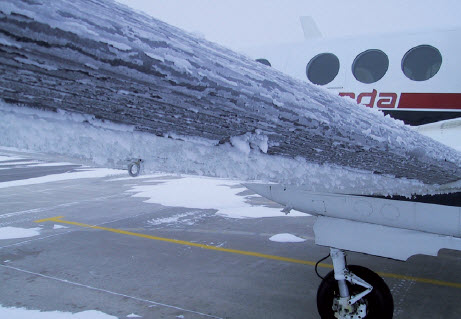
[256,58,271,67]
[402,45,442,81]
[306,53,340,85]
[352,49,389,84]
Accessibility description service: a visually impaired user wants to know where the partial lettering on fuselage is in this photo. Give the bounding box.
[339,91,461,111]
[339,90,399,109]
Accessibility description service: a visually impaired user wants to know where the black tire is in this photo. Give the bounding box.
[317,265,393,319]
[128,161,140,177]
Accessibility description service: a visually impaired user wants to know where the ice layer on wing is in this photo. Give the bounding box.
[0,0,460,186]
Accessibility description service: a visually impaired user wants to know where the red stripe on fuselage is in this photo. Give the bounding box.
[398,93,461,110]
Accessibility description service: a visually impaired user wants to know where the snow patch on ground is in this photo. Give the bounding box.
[0,227,41,240]
[26,162,76,167]
[269,233,306,243]
[0,168,124,189]
[0,155,26,162]
[53,224,69,230]
[0,160,40,166]
[126,175,307,219]
[0,305,117,318]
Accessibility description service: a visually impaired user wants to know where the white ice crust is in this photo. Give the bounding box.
[1,0,460,188]
[0,102,436,196]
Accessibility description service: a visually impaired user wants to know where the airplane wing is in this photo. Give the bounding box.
[0,0,460,189]
[1,1,461,318]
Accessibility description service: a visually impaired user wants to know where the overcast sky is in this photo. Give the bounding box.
[116,0,461,51]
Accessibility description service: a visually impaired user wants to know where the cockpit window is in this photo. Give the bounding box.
[256,58,271,67]
[352,49,389,84]
[402,45,442,81]
[306,53,339,85]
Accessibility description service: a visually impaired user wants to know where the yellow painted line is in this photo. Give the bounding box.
[35,216,330,268]
[36,216,461,289]
[376,272,461,289]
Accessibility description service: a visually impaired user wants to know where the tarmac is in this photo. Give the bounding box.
[1,148,461,319]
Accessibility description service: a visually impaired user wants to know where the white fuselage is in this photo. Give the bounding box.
[245,29,461,126]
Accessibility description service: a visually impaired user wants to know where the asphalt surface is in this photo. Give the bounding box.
[1,148,461,319]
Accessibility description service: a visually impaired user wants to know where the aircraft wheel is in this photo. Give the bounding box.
[128,159,142,177]
[317,265,393,319]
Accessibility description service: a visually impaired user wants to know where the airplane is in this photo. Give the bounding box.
[1,1,460,318]
[245,20,461,151]
[243,19,461,317]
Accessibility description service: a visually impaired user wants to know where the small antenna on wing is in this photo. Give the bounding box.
[300,16,322,40]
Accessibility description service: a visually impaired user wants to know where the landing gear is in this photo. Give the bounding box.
[317,248,393,319]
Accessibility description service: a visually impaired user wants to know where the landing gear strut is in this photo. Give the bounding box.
[317,248,394,319]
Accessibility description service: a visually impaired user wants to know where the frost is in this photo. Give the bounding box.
[229,135,251,155]
[60,21,100,37]
[14,57,58,71]
[0,37,21,48]
[0,2,35,17]
[145,52,164,62]
[165,54,193,71]
[230,131,269,154]
[85,63,99,70]
[105,40,132,51]
[272,99,284,107]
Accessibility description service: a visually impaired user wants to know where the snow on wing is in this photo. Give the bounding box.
[0,0,460,185]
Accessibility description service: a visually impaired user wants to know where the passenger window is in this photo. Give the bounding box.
[256,58,271,67]
[402,45,442,81]
[352,50,389,84]
[306,53,340,85]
